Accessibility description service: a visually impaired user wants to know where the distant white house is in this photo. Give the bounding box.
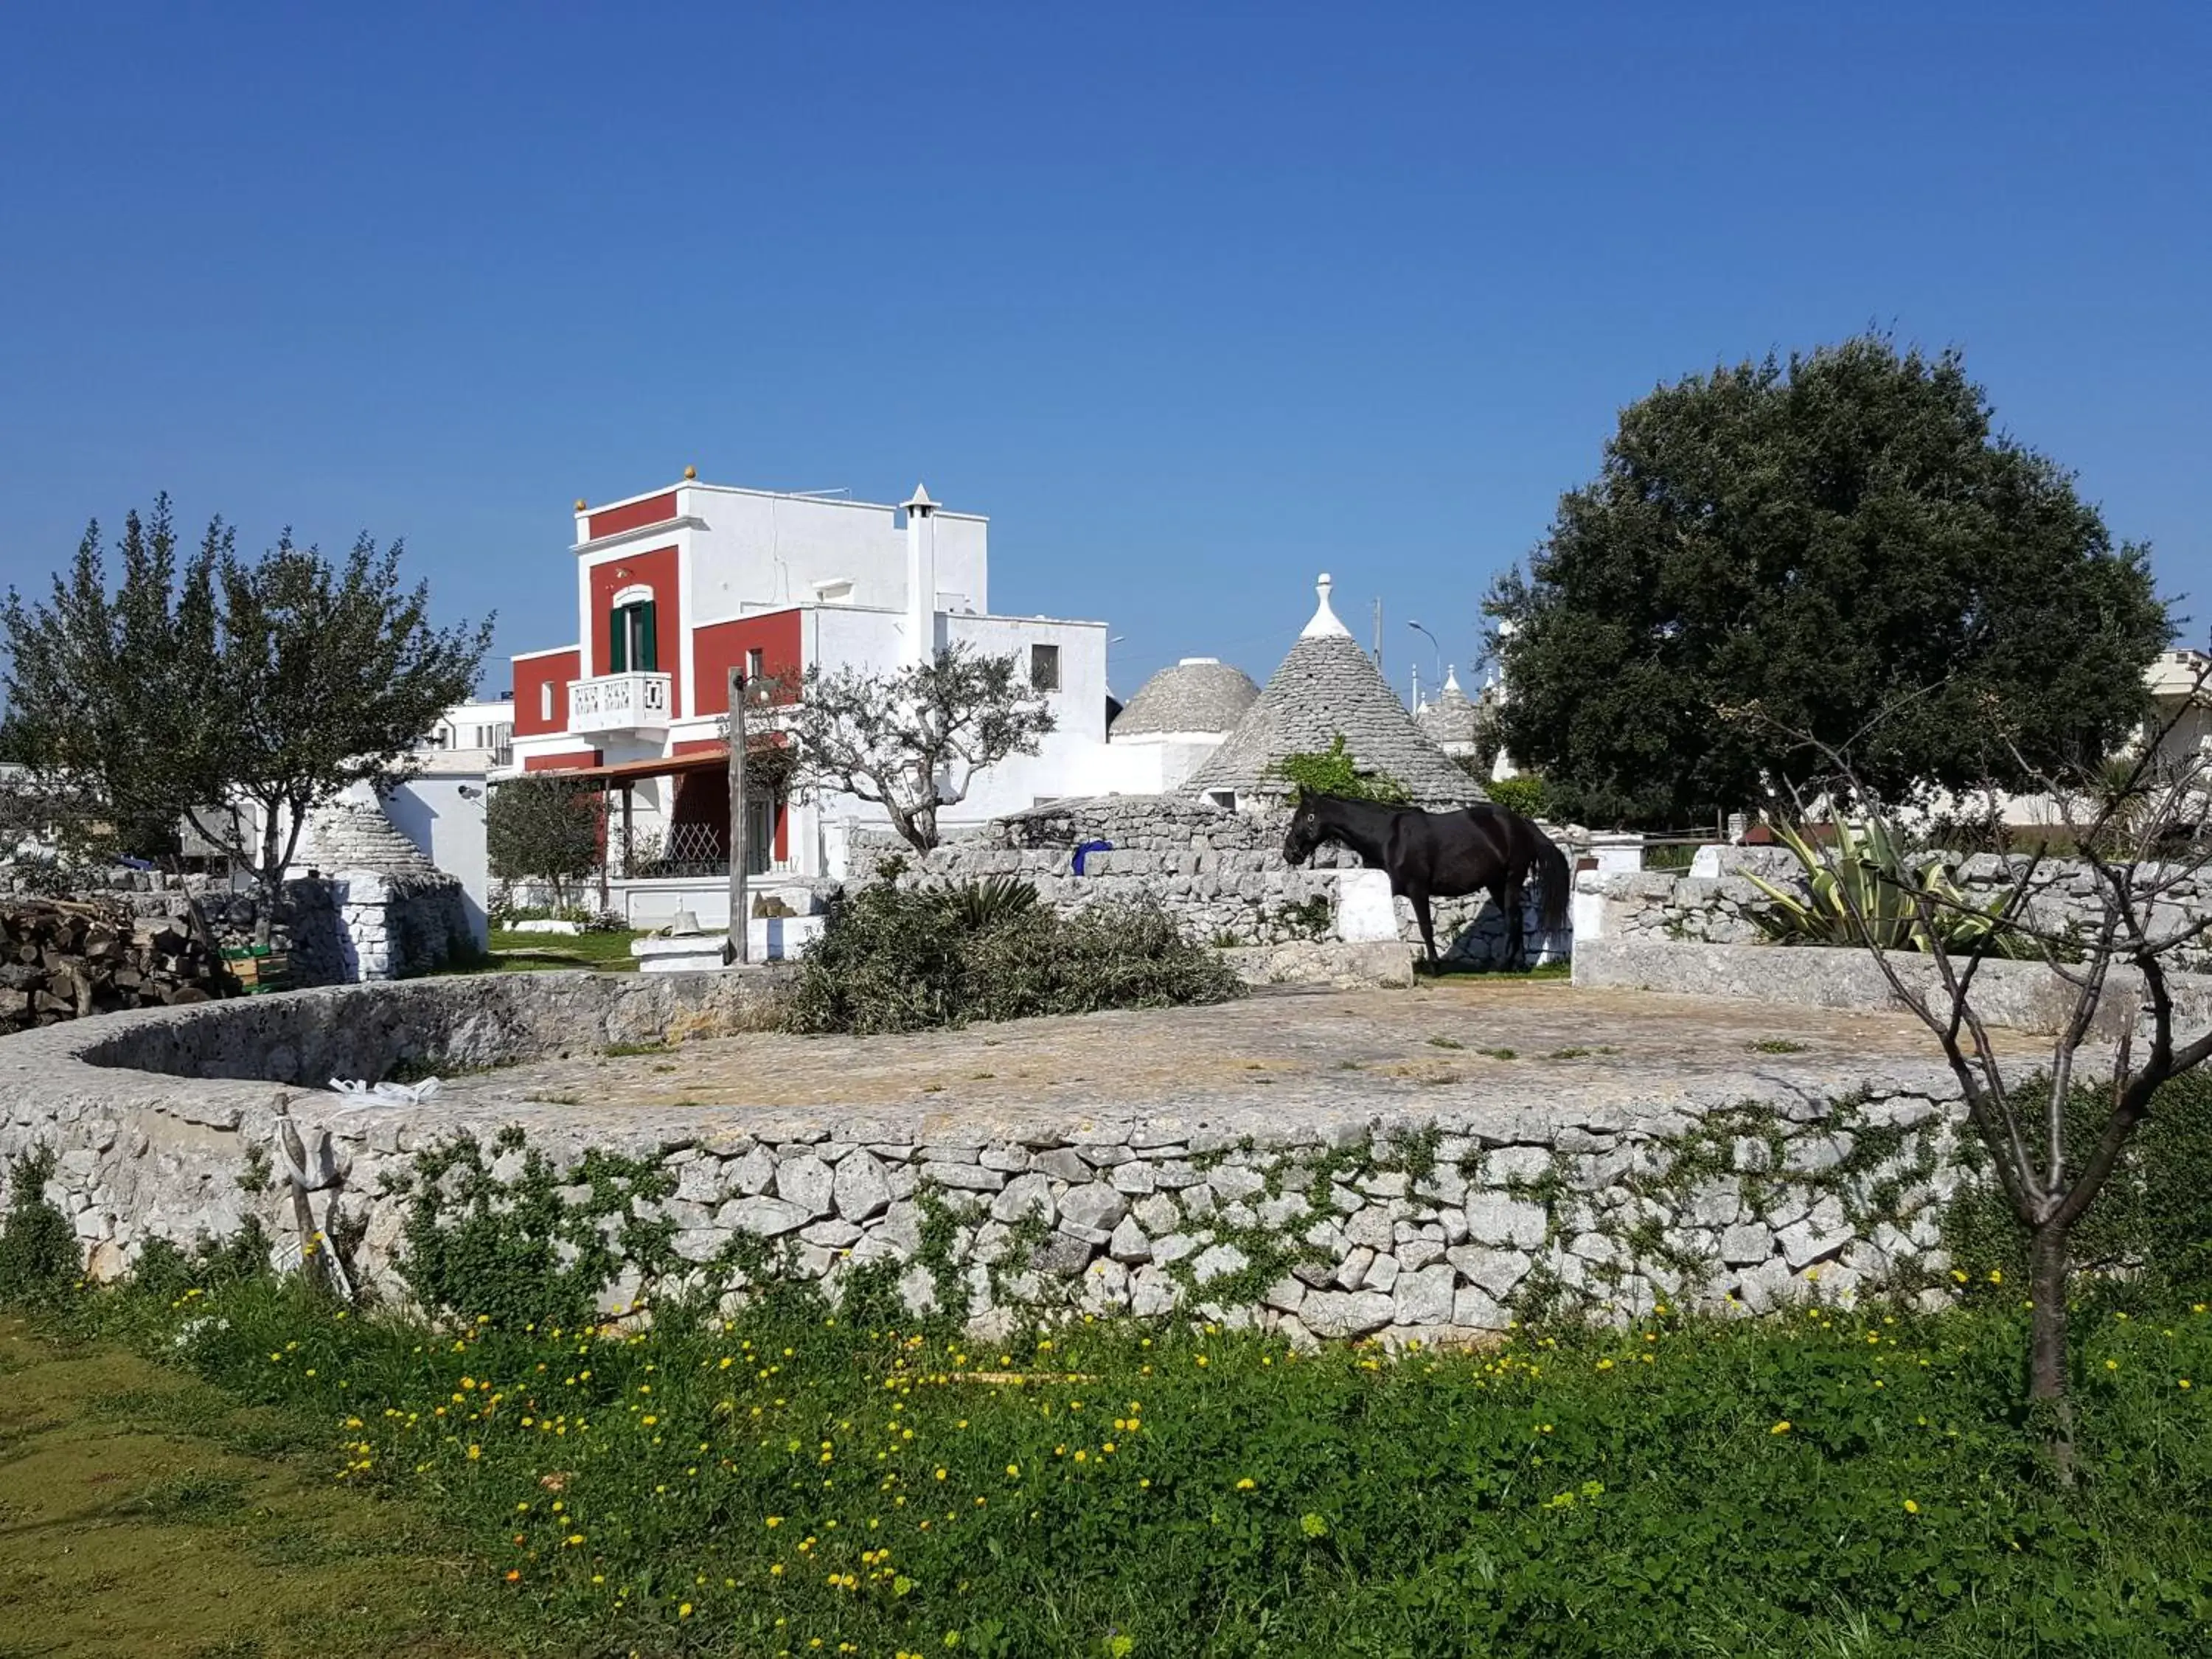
[424,697,514,771]
[1980,648,2212,831]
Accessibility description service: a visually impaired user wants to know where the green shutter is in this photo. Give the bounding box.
[636,600,658,671]
[608,606,627,673]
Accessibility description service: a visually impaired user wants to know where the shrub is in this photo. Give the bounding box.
[784,880,1242,1035]
[1485,773,1550,818]
[1270,734,1409,805]
[0,1147,83,1307]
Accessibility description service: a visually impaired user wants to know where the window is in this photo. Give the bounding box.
[609,599,657,673]
[1030,642,1061,692]
[746,647,765,681]
[539,682,553,721]
[745,796,774,875]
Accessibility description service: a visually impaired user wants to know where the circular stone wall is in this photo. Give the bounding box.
[1,974,1980,1341]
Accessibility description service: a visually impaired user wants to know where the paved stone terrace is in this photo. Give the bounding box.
[437,980,2034,1125]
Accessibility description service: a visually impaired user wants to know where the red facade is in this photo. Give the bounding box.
[512,649,579,738]
[587,546,683,709]
[692,609,804,713]
[585,492,678,541]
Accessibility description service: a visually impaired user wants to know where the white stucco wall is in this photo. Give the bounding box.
[678,486,989,625]
[368,772,491,950]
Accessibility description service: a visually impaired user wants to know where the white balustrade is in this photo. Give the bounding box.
[566,672,672,736]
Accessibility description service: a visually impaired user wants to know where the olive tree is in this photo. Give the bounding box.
[1757,665,2212,1483]
[484,776,602,911]
[783,644,1055,852]
[1,496,490,940]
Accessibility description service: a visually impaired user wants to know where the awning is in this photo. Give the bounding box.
[535,747,734,783]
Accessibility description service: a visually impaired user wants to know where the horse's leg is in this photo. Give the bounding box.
[1406,883,1439,973]
[1495,878,1524,969]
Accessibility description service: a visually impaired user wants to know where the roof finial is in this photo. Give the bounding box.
[1443,664,1461,694]
[1301,571,1351,639]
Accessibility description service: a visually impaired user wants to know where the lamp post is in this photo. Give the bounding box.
[1407,621,1442,707]
[727,667,748,965]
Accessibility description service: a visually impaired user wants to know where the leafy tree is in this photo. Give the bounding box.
[1486,336,2169,829]
[1270,735,1409,805]
[785,644,1055,852]
[1483,775,1550,820]
[1,496,490,939]
[485,776,602,908]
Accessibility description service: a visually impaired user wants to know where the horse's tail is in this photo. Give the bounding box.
[1529,824,1572,940]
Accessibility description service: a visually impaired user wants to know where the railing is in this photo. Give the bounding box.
[611,819,790,880]
[567,672,672,736]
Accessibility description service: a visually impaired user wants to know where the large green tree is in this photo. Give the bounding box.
[1485,337,2170,828]
[2,496,490,935]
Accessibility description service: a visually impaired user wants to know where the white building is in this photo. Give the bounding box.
[501,473,1124,925]
[1099,658,1259,793]
[424,697,514,771]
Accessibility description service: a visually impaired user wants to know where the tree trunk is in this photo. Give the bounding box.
[2028,1220,2076,1484]
[255,804,282,948]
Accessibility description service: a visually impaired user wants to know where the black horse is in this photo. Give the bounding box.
[1281,790,1571,972]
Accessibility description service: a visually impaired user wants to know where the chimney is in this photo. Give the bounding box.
[902,483,938,666]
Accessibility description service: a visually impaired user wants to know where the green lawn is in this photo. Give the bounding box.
[446,927,648,974]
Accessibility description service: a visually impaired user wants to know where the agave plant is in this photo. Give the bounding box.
[1745,813,2028,956]
[938,874,1042,932]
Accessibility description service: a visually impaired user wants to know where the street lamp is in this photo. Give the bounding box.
[1406,620,1442,706]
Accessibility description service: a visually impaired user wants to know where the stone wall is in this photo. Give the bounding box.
[1582,846,2212,972]
[4,976,1978,1340]
[854,797,1566,967]
[331,872,472,981]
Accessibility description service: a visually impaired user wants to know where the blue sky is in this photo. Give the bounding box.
[1,2,2205,703]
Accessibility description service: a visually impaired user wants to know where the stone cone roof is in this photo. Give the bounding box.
[1186,577,1486,808]
[302,801,456,886]
[1110,657,1261,739]
[1416,668,1483,749]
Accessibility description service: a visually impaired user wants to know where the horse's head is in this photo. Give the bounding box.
[1282,790,1326,866]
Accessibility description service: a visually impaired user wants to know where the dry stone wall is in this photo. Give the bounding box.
[1587,846,2212,972]
[853,797,1564,967]
[4,976,1978,1340]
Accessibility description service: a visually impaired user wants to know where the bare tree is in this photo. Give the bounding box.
[1753,661,2212,1480]
[783,644,1056,853]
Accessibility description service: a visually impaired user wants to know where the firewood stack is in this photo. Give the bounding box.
[0,899,232,1034]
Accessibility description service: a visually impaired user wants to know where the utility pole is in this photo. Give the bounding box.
[1372,597,1384,670]
[726,667,749,965]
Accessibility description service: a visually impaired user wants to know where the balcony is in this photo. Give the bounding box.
[568,672,672,737]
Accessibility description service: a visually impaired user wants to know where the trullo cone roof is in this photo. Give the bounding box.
[1184,575,1487,808]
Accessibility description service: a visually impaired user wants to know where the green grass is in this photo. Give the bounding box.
[0,1315,514,1657]
[442,927,648,975]
[44,1268,2212,1658]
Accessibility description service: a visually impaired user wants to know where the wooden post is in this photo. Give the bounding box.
[728,667,749,964]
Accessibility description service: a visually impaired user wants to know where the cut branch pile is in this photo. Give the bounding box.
[0,899,231,1034]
